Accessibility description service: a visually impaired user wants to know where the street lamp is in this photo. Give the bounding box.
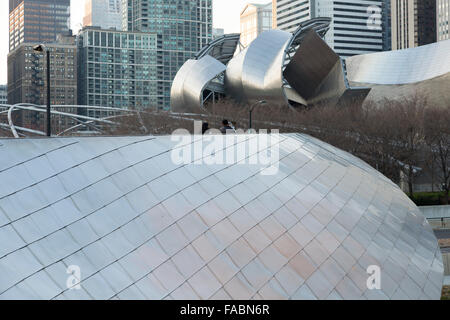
[33,44,51,137]
[249,100,267,130]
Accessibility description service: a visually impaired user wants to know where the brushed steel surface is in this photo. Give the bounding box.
[0,134,444,300]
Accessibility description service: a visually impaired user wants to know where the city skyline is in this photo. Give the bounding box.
[0,1,448,303]
[0,0,270,85]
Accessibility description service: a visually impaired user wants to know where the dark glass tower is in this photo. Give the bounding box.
[9,0,71,51]
[416,0,437,46]
[382,0,392,51]
[123,0,213,109]
[391,0,437,50]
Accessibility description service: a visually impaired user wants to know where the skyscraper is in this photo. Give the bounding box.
[123,0,213,108]
[0,85,7,106]
[77,27,160,110]
[83,0,123,31]
[273,0,312,33]
[391,0,437,50]
[7,34,77,129]
[9,0,71,52]
[437,0,450,41]
[382,0,392,51]
[240,3,273,47]
[273,0,388,57]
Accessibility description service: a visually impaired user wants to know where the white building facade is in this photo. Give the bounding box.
[83,0,123,30]
[240,3,273,47]
[274,0,387,57]
[273,0,312,33]
[438,0,450,41]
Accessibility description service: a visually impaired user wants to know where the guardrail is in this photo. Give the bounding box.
[420,205,450,219]
[420,205,450,229]
[427,218,450,229]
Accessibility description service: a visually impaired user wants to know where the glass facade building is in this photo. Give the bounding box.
[273,0,312,32]
[240,3,273,47]
[122,0,213,109]
[7,35,77,130]
[77,27,161,111]
[273,0,390,57]
[391,0,437,50]
[9,0,71,52]
[83,0,123,31]
[0,85,7,105]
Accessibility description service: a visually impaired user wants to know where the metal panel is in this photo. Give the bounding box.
[284,30,343,100]
[0,134,444,300]
[346,40,450,84]
[225,29,292,105]
[195,33,242,66]
[171,55,226,114]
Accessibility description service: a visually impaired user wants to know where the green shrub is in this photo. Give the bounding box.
[442,286,450,300]
[409,192,446,206]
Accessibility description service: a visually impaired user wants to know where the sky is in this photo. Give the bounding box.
[0,0,270,85]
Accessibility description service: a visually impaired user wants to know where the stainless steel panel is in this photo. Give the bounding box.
[346,40,450,85]
[171,56,226,113]
[241,258,272,290]
[177,211,208,242]
[225,29,292,105]
[153,260,185,292]
[187,266,222,300]
[0,134,443,300]
[258,278,289,300]
[171,245,205,279]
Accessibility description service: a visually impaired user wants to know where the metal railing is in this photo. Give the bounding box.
[0,103,138,138]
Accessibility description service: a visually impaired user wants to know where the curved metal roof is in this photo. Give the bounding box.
[285,17,332,54]
[0,134,443,300]
[225,29,292,105]
[195,33,242,66]
[170,56,226,114]
[171,19,450,112]
[346,39,450,85]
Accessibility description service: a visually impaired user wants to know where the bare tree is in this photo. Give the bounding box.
[424,106,450,204]
[370,95,428,196]
[54,94,447,201]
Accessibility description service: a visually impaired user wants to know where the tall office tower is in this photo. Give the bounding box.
[382,0,392,51]
[77,27,160,111]
[123,0,213,109]
[83,0,123,31]
[273,0,387,57]
[9,0,71,52]
[7,34,77,129]
[391,0,437,50]
[437,0,450,41]
[274,0,313,33]
[240,3,273,47]
[272,0,277,28]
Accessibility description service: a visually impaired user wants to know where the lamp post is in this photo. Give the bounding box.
[33,44,51,137]
[249,100,266,130]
